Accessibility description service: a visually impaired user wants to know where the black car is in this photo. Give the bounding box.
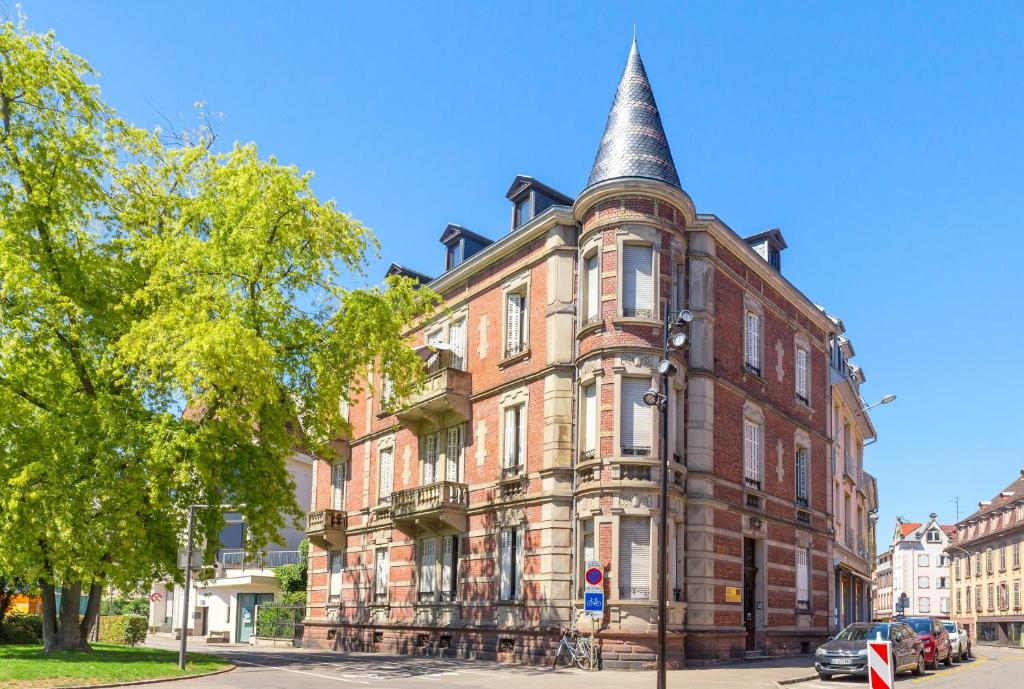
[814,621,925,680]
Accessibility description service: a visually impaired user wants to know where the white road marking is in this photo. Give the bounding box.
[233,658,370,684]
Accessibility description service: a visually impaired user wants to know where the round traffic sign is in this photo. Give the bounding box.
[585,567,603,586]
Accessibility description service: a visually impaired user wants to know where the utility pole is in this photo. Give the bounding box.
[178,505,197,671]
[952,496,960,523]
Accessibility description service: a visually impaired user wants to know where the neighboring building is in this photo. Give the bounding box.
[820,322,880,629]
[949,470,1024,647]
[304,39,846,666]
[148,451,313,643]
[9,593,42,614]
[874,515,952,619]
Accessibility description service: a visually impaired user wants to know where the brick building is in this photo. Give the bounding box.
[949,471,1024,647]
[302,39,852,666]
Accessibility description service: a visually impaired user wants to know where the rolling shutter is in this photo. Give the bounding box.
[583,383,597,453]
[745,312,761,370]
[442,535,458,598]
[422,434,438,484]
[621,378,652,450]
[586,254,599,320]
[622,245,653,315]
[446,425,462,482]
[419,538,436,595]
[375,548,389,597]
[379,448,393,500]
[449,319,465,370]
[503,407,517,468]
[796,548,809,605]
[506,293,525,354]
[329,551,344,601]
[796,348,808,399]
[744,420,761,484]
[500,529,512,600]
[618,517,651,599]
[796,449,808,501]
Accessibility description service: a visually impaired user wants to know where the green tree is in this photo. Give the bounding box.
[272,539,308,597]
[0,19,438,652]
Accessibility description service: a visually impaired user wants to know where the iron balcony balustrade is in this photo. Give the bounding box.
[393,350,472,435]
[305,508,347,550]
[218,550,301,570]
[390,480,469,536]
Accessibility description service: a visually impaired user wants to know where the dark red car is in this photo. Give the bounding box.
[903,616,952,668]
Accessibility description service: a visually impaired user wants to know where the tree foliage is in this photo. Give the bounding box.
[0,18,439,650]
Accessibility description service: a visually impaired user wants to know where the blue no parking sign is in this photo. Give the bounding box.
[583,561,604,617]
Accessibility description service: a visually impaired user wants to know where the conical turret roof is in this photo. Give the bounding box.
[587,39,680,189]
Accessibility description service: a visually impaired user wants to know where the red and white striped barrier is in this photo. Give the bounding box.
[867,636,895,689]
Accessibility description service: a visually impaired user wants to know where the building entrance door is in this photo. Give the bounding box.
[236,593,274,643]
[743,538,758,651]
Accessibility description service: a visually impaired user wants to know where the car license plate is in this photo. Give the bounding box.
[832,658,855,665]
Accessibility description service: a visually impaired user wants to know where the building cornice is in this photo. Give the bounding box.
[573,177,696,226]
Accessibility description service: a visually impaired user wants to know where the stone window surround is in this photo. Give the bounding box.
[424,304,469,362]
[578,235,603,330]
[742,399,766,488]
[611,355,659,460]
[375,434,395,507]
[494,508,527,604]
[743,293,766,376]
[609,512,657,604]
[418,423,465,485]
[500,268,532,363]
[497,385,530,478]
[793,331,812,407]
[614,224,662,322]
[794,427,812,505]
[577,363,604,460]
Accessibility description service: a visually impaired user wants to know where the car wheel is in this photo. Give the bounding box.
[927,651,938,670]
[966,644,972,659]
[943,647,953,666]
[914,653,926,676]
[817,672,830,681]
[952,647,960,663]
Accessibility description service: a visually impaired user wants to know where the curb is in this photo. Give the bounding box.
[56,663,236,689]
[773,674,819,687]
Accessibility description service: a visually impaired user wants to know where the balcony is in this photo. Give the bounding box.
[305,509,347,550]
[219,550,300,570]
[394,351,471,435]
[391,481,469,536]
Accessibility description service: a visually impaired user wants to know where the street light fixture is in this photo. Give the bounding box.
[860,394,897,413]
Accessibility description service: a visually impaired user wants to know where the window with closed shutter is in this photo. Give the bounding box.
[582,383,597,455]
[422,434,438,484]
[375,547,389,600]
[796,348,808,403]
[449,319,466,370]
[505,293,526,356]
[743,419,762,488]
[796,548,810,609]
[329,551,344,603]
[621,378,652,455]
[795,448,808,505]
[745,312,761,374]
[446,425,462,482]
[622,245,653,317]
[379,448,393,503]
[581,520,595,591]
[499,528,520,600]
[503,405,524,473]
[441,535,458,601]
[419,538,436,599]
[332,462,345,510]
[585,254,600,322]
[618,517,651,599]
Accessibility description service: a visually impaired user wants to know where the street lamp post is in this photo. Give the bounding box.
[643,304,691,689]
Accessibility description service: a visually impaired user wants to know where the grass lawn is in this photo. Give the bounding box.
[0,644,230,688]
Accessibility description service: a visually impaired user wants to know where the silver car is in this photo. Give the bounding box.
[815,622,925,680]
[942,620,972,661]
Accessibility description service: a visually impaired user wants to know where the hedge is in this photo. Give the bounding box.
[254,605,302,639]
[97,614,147,646]
[0,613,42,644]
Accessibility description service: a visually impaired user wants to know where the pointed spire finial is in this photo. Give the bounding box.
[586,39,680,189]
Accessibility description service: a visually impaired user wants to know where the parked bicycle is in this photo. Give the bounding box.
[552,626,594,670]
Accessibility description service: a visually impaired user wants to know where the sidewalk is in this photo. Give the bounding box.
[661,657,816,689]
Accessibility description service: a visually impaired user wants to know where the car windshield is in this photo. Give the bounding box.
[906,619,933,634]
[835,624,889,641]
[942,622,956,632]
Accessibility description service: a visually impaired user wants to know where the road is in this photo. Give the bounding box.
[143,638,1024,689]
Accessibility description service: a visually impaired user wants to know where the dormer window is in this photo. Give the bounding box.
[505,176,573,232]
[514,196,532,229]
[926,529,941,543]
[445,242,463,271]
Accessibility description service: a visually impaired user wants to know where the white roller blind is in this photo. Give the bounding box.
[796,548,809,604]
[745,312,761,371]
[329,552,344,601]
[796,348,808,399]
[744,420,761,484]
[586,254,599,320]
[446,425,462,482]
[622,245,653,315]
[582,520,595,564]
[583,383,597,453]
[499,529,512,600]
[506,293,525,354]
[503,407,516,468]
[379,448,393,500]
[442,535,457,596]
[332,462,345,510]
[375,548,388,597]
[449,319,466,370]
[621,378,652,450]
[419,538,436,594]
[619,517,651,599]
[422,434,438,484]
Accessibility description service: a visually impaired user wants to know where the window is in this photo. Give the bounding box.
[744,311,762,376]
[445,241,462,270]
[955,557,961,580]
[975,553,982,577]
[331,462,345,510]
[164,587,174,625]
[975,585,982,611]
[988,583,995,611]
[918,554,929,567]
[378,447,393,504]
[940,598,949,614]
[937,576,948,589]
[583,253,600,324]
[796,547,811,610]
[987,548,994,574]
[795,448,809,507]
[621,245,653,318]
[515,196,531,228]
[505,291,527,356]
[937,554,949,567]
[445,425,463,482]
[1001,546,1008,571]
[926,529,941,543]
[441,535,459,602]
[621,378,653,456]
[448,318,466,371]
[618,517,651,600]
[999,582,1009,610]
[919,597,930,613]
[1015,580,1021,609]
[499,527,522,601]
[967,586,973,612]
[581,382,597,459]
[581,519,595,580]
[918,576,930,589]
[956,589,961,614]
[1015,542,1021,569]
[795,347,809,405]
[502,404,526,476]
[743,419,762,489]
[328,551,344,603]
[418,538,436,601]
[381,375,394,409]
[422,433,439,484]
[374,547,389,602]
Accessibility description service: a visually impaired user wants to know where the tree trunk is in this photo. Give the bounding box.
[80,581,103,642]
[0,587,12,627]
[39,580,58,652]
[55,581,90,651]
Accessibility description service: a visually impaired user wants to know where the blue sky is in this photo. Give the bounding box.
[18,1,1024,547]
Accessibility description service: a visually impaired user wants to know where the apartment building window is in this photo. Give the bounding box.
[378,447,393,505]
[422,433,439,484]
[918,576,930,589]
[440,535,459,602]
[1015,542,1021,569]
[795,447,809,507]
[619,517,651,600]
[1001,545,1008,571]
[795,347,809,405]
[744,311,762,376]
[502,404,526,476]
[621,378,653,456]
[164,587,174,625]
[505,290,527,357]
[499,527,523,601]
[445,425,463,482]
[582,253,600,325]
[940,598,949,614]
[956,590,962,614]
[955,557,961,580]
[926,529,941,543]
[987,548,994,574]
[919,597,930,613]
[581,519,595,582]
[418,538,436,601]
[918,554,929,567]
[975,585,982,611]
[975,554,981,577]
[621,244,654,318]
[381,375,394,410]
[374,547,389,603]
[999,582,1009,610]
[967,586,973,613]
[1015,580,1021,610]
[449,318,466,371]
[743,419,763,490]
[581,382,597,459]
[331,461,345,510]
[515,195,531,228]
[937,576,949,589]
[796,547,811,610]
[328,551,344,604]
[988,583,995,611]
